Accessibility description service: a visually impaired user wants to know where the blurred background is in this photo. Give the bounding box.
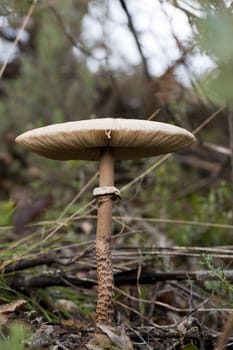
[0,0,233,347]
[0,0,232,241]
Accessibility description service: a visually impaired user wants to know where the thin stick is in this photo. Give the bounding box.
[228,111,233,181]
[147,109,161,121]
[82,214,233,230]
[120,154,171,192]
[0,0,38,79]
[192,106,225,135]
[113,215,233,230]
[58,171,98,220]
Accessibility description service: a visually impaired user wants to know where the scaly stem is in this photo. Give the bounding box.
[95,148,114,329]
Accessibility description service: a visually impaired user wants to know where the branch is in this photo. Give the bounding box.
[115,269,233,285]
[49,6,91,57]
[228,111,233,181]
[10,274,95,291]
[8,269,233,292]
[118,0,152,81]
[2,253,58,274]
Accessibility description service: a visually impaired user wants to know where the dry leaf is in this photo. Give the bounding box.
[0,299,27,314]
[13,195,52,233]
[86,324,133,350]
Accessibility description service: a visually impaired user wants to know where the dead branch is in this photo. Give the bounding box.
[2,253,57,274]
[175,153,222,174]
[9,274,95,291]
[114,269,233,285]
[7,269,233,292]
[202,141,232,157]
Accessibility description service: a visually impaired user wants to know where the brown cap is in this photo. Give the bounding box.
[15,118,195,160]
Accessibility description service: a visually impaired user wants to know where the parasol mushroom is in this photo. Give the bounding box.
[16,118,195,331]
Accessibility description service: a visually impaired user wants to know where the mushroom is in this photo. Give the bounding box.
[16,118,195,330]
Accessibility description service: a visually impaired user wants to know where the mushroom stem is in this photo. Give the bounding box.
[95,148,115,329]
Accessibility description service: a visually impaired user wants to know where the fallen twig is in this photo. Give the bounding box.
[7,268,233,292]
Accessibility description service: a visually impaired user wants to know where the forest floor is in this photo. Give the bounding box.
[1,192,233,350]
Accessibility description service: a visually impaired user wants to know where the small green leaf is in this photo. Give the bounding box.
[0,200,15,226]
[183,344,198,350]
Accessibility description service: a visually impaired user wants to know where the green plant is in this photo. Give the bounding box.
[0,322,30,350]
[0,200,14,226]
[201,255,233,294]
[183,344,198,350]
[197,1,233,105]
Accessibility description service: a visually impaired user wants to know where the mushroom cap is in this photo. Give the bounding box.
[15,118,195,160]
